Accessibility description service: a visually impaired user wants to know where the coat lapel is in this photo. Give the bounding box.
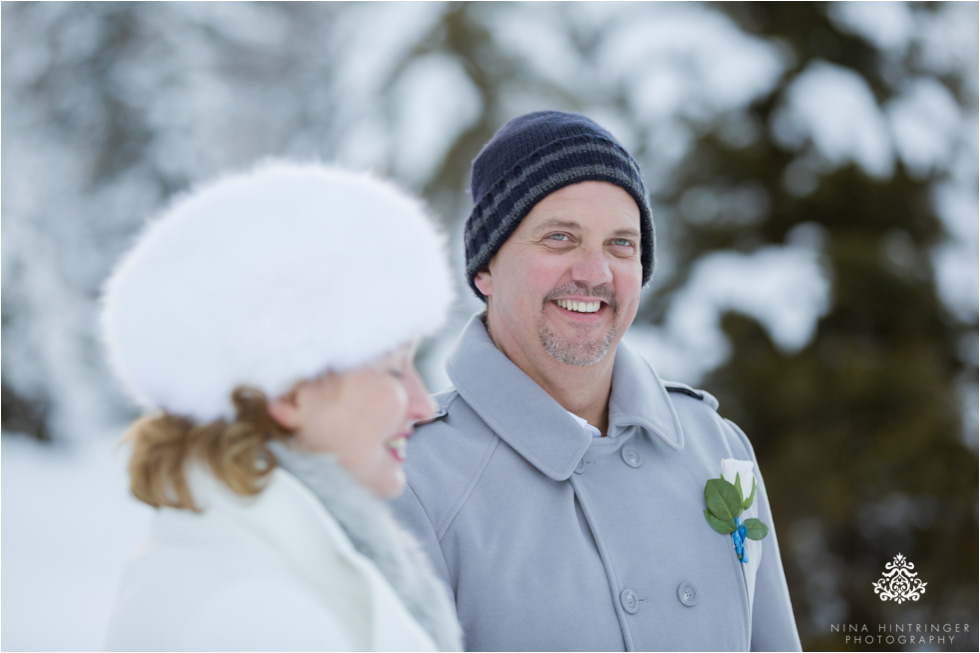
[607,338,686,450]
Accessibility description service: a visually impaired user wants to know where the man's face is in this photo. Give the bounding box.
[474,181,643,370]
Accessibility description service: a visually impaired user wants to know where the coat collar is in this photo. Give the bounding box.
[185,463,367,578]
[446,313,685,481]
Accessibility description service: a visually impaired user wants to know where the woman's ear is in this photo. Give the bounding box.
[267,389,301,431]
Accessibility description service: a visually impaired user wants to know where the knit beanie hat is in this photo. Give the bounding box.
[101,160,454,423]
[464,110,655,300]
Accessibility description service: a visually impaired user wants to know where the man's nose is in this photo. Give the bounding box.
[570,246,613,286]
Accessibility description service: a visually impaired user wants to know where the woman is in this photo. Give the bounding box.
[101,161,461,651]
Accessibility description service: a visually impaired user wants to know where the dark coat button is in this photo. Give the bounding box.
[677,581,699,607]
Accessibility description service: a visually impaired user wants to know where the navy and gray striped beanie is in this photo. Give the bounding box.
[464,110,655,300]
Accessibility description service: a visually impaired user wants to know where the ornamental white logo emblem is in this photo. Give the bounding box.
[872,553,927,604]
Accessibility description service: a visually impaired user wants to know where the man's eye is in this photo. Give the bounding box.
[611,238,635,248]
[543,233,575,248]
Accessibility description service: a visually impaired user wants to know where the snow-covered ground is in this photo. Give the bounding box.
[2,433,152,652]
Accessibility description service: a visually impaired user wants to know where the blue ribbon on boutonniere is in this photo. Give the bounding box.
[703,459,769,564]
[732,516,747,562]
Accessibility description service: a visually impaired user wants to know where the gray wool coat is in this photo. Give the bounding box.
[391,314,801,652]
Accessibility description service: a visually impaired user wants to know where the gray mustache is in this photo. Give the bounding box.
[545,283,617,311]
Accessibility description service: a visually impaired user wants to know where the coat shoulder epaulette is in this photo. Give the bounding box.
[663,381,720,411]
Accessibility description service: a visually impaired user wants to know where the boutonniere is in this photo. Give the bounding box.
[703,458,769,564]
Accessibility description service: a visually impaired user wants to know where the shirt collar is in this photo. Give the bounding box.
[446,313,685,481]
[566,410,602,438]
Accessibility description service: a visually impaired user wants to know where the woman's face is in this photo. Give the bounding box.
[272,344,436,499]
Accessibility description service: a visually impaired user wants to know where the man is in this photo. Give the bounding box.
[391,111,801,651]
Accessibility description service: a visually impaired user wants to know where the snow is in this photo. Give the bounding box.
[932,178,980,323]
[915,1,979,97]
[633,226,831,383]
[487,3,586,91]
[1,433,153,652]
[774,61,895,179]
[390,53,483,186]
[887,77,963,178]
[330,2,449,139]
[598,3,786,120]
[830,1,914,56]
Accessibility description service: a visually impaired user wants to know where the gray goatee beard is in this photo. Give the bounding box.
[539,324,616,366]
[539,283,618,366]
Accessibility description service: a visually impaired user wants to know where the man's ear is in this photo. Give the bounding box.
[473,266,493,298]
[267,389,301,431]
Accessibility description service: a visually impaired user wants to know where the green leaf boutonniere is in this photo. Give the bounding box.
[703,458,769,564]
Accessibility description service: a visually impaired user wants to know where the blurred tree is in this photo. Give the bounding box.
[2,1,350,439]
[637,2,978,650]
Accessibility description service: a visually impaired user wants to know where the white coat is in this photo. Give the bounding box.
[106,465,438,652]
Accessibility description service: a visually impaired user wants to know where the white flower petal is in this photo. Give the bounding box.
[720,458,755,493]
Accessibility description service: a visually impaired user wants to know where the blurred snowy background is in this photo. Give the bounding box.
[2,2,977,651]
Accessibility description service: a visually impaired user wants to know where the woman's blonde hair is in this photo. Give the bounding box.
[124,386,289,512]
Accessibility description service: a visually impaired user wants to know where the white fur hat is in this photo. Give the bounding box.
[101,160,454,423]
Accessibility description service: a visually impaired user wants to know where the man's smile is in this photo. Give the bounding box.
[554,299,602,313]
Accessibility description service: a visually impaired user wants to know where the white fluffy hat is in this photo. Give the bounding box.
[101,160,454,423]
